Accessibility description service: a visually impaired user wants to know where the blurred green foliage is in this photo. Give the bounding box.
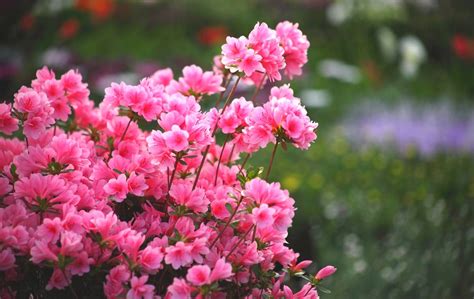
[252,133,474,298]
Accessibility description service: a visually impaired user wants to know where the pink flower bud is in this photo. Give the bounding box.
[315,265,337,280]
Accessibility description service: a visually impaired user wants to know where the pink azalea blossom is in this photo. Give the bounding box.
[127,275,155,299]
[167,278,193,299]
[252,204,275,228]
[0,103,18,135]
[276,21,310,79]
[163,125,190,152]
[165,241,192,270]
[104,174,128,202]
[168,65,224,97]
[186,264,211,286]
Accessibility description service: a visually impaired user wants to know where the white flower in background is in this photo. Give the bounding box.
[34,0,74,14]
[410,0,438,10]
[399,35,427,78]
[40,48,72,68]
[300,89,331,108]
[326,0,354,26]
[95,73,139,91]
[318,59,361,84]
[377,27,398,62]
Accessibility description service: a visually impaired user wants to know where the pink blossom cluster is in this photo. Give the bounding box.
[221,21,309,82]
[0,21,335,298]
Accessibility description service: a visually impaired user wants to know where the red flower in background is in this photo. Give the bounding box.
[452,34,474,60]
[76,0,115,20]
[198,26,229,46]
[59,19,80,39]
[19,14,35,32]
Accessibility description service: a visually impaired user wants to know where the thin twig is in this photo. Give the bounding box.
[214,134,230,186]
[265,141,279,180]
[237,153,251,177]
[120,117,133,142]
[250,74,267,103]
[215,75,231,107]
[209,195,243,249]
[168,154,181,192]
[226,224,254,259]
[193,76,241,190]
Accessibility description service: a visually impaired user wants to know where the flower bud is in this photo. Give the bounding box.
[315,265,337,280]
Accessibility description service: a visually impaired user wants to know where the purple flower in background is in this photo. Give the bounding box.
[343,101,474,157]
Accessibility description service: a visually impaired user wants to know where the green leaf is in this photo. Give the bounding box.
[10,164,18,181]
[225,202,233,214]
[318,286,332,294]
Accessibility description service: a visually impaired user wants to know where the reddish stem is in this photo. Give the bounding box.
[265,141,279,180]
[250,74,267,103]
[214,134,230,186]
[226,224,254,259]
[209,194,243,249]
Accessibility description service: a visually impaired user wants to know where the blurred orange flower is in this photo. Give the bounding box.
[452,34,474,60]
[59,18,80,39]
[198,26,229,46]
[76,0,115,20]
[19,14,35,32]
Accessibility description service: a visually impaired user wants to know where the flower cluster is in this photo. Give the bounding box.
[221,21,309,82]
[0,21,334,298]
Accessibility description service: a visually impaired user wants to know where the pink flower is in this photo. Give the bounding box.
[168,65,224,97]
[222,36,248,68]
[127,172,148,196]
[124,85,149,109]
[0,103,18,135]
[248,23,286,81]
[13,88,42,112]
[276,21,310,79]
[315,265,337,280]
[239,49,264,77]
[36,217,63,243]
[127,275,155,299]
[46,268,70,290]
[209,258,233,282]
[252,204,275,228]
[163,125,189,152]
[167,278,193,299]
[69,251,91,276]
[150,68,174,86]
[186,265,211,286]
[169,181,209,213]
[244,85,317,150]
[14,174,79,212]
[0,248,15,271]
[139,246,164,272]
[0,177,12,197]
[165,241,192,269]
[104,174,128,202]
[30,240,58,264]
